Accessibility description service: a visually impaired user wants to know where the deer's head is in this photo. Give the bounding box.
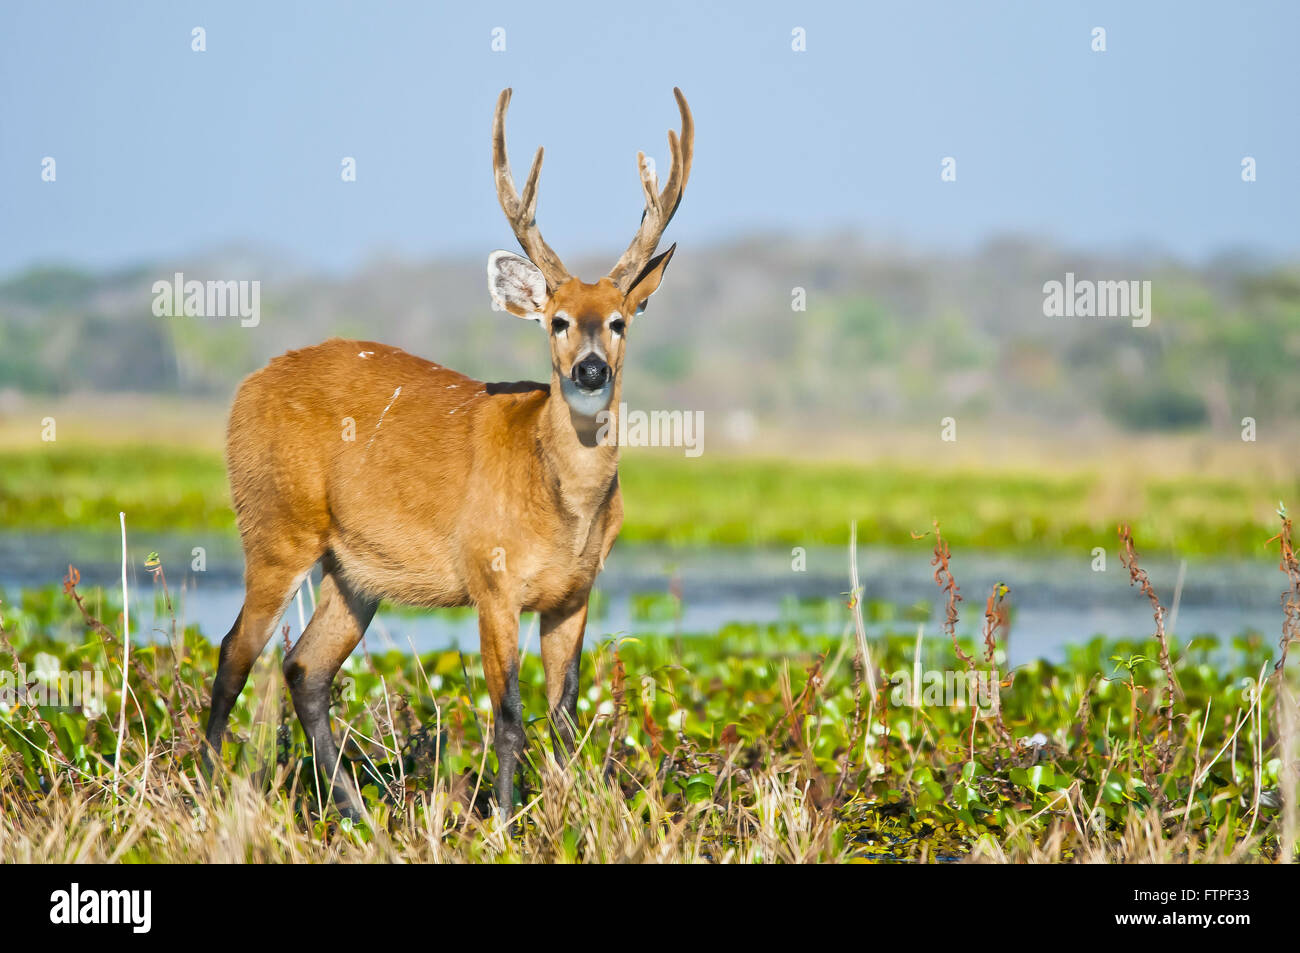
[486,88,693,418]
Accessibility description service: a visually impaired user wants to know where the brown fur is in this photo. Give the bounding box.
[204,89,689,820]
[226,334,622,614]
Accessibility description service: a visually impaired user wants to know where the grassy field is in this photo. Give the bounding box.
[2,441,1298,556]
[1,525,1296,863]
[3,410,1297,861]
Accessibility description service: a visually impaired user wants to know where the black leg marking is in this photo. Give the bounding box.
[550,652,582,757]
[494,663,525,820]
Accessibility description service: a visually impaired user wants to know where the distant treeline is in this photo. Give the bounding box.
[2,237,1297,434]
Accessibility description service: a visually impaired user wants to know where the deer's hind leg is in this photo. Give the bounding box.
[283,555,378,817]
[206,554,319,758]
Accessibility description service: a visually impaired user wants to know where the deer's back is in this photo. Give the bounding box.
[226,337,553,607]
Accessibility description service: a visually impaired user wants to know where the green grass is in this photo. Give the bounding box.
[2,444,1296,556]
[0,445,233,532]
[0,566,1296,863]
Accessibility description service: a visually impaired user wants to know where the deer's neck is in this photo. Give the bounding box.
[536,371,621,517]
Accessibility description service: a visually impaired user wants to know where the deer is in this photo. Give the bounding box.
[203,87,693,821]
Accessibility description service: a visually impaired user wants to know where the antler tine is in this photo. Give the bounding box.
[520,146,543,219]
[636,151,662,218]
[492,88,571,289]
[607,88,695,292]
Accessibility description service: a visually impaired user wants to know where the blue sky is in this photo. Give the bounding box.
[2,0,1296,276]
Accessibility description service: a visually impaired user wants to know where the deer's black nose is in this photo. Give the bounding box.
[573,355,610,390]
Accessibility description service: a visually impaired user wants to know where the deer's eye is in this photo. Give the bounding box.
[609,318,626,335]
[551,317,570,334]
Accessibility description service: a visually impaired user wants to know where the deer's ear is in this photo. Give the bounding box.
[487,250,548,321]
[623,244,676,316]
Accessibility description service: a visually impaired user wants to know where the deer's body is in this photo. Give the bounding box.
[205,88,692,819]
[229,336,622,614]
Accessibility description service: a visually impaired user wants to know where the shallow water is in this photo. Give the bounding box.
[0,531,1285,666]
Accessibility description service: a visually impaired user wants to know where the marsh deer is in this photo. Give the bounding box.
[204,88,693,818]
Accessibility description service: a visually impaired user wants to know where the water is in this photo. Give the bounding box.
[0,531,1286,666]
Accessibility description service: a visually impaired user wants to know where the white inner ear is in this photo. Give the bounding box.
[487,250,548,321]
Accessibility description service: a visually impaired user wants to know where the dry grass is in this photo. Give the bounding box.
[1,519,1297,864]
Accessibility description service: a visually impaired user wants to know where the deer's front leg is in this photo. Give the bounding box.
[478,602,523,820]
[541,601,589,758]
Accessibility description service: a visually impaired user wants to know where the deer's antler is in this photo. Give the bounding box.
[606,88,694,293]
[492,88,571,290]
